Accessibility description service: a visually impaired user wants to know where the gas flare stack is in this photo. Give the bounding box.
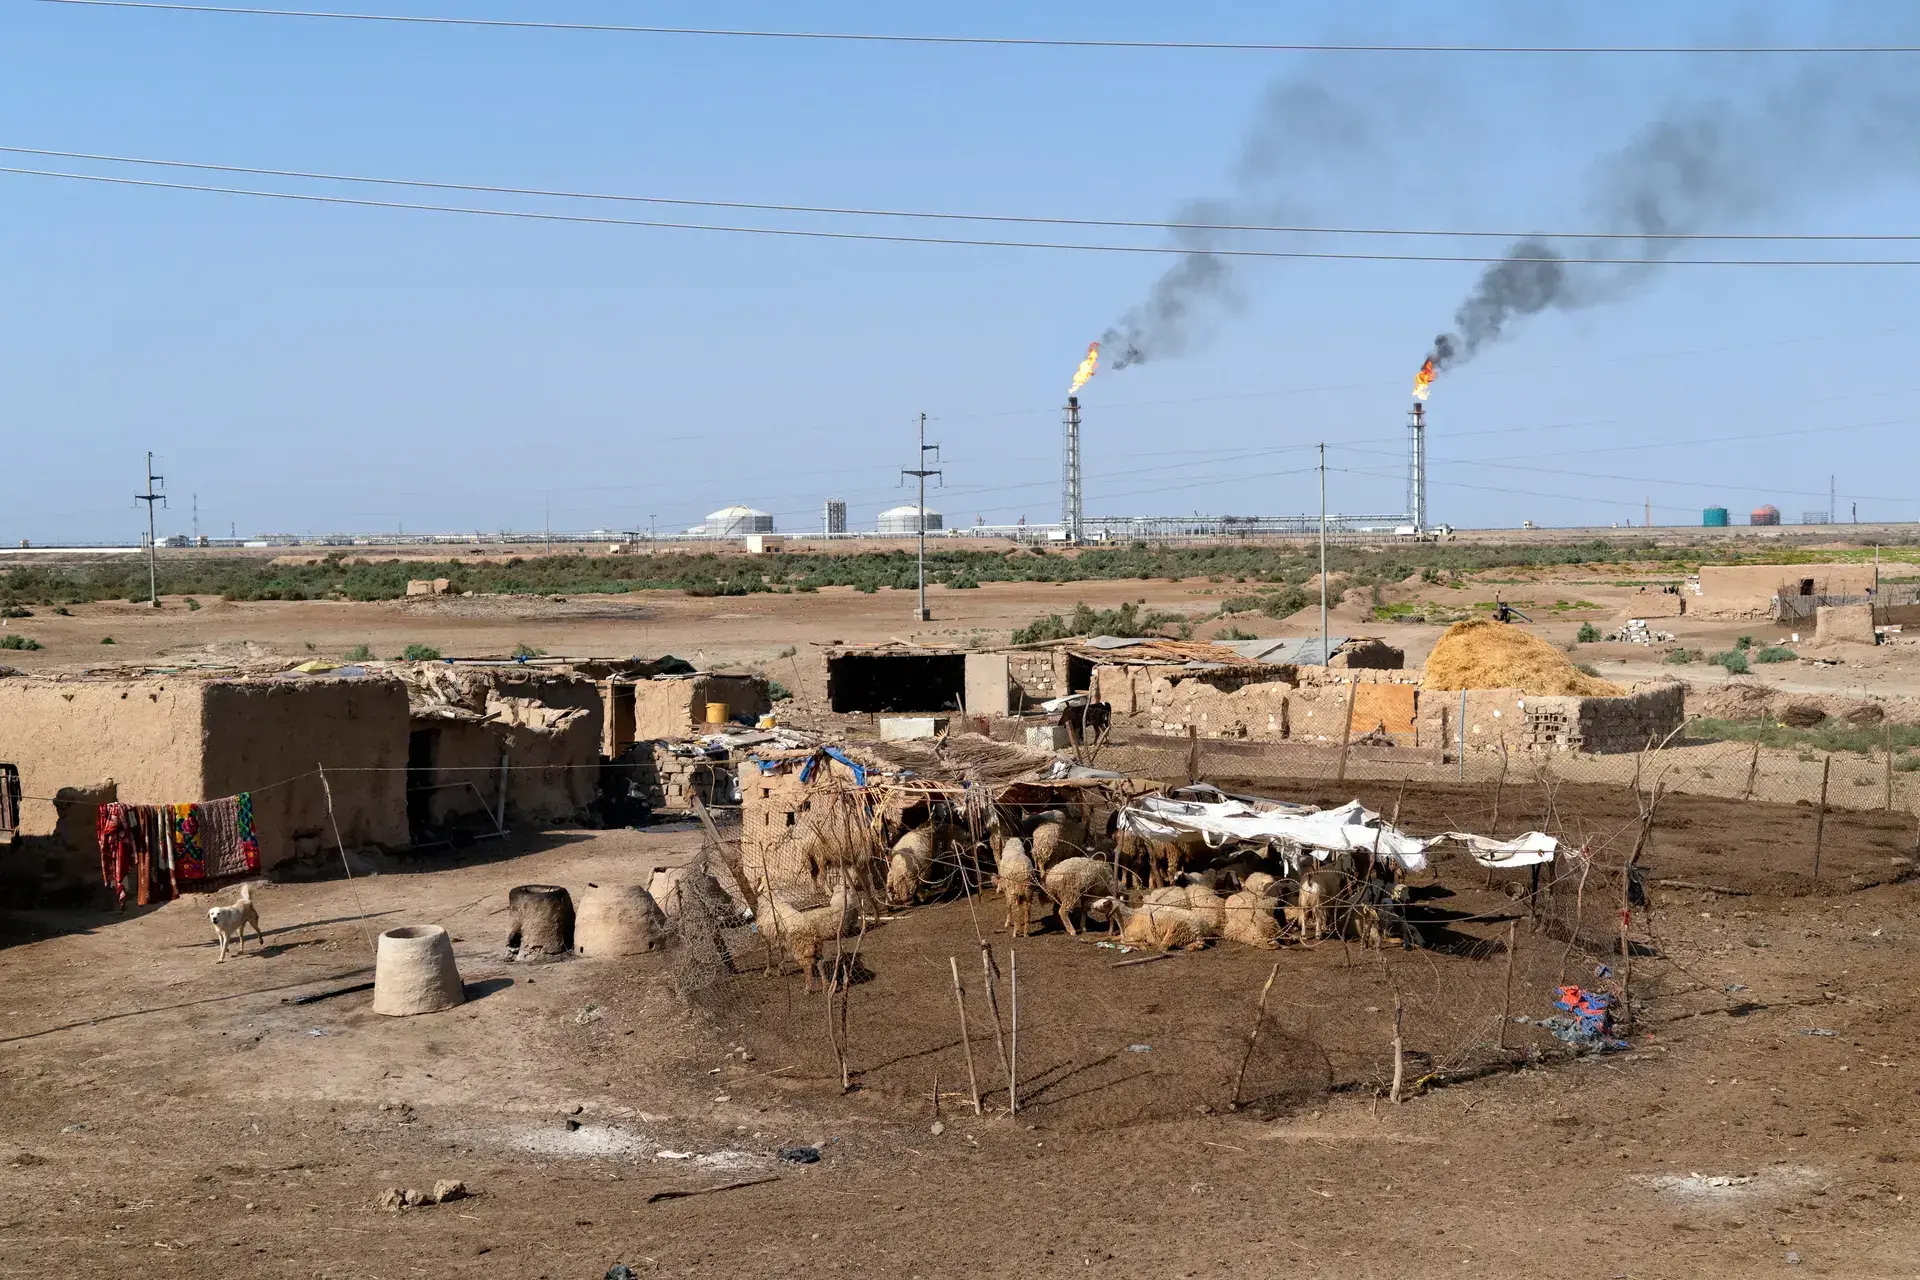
[1062,395,1084,545]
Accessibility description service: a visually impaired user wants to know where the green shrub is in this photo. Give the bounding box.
[184,598,201,611]
[100,636,115,645]
[1752,646,1796,664]
[1713,649,1750,674]
[511,642,547,659]
[1735,634,1755,650]
[1574,661,1602,677]
[768,680,793,702]
[1011,601,1180,645]
[0,634,42,650]
[399,643,443,661]
[1217,625,1258,641]
[344,643,373,662]
[1575,622,1601,644]
[53,606,70,616]
[1665,648,1697,664]
[0,606,31,619]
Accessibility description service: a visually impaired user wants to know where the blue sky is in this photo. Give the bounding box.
[4,0,1918,542]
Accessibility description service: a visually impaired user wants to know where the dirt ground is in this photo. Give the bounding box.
[5,788,1920,1278]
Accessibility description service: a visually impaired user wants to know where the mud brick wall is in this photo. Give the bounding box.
[634,745,738,812]
[1008,653,1060,706]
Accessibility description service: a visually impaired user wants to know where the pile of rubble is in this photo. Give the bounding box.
[1606,619,1675,645]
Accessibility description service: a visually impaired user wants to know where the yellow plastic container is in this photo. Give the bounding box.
[704,701,729,725]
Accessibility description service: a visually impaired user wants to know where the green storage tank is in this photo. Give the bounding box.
[1702,506,1730,527]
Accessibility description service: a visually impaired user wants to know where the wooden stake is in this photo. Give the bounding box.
[1886,721,1896,812]
[1618,910,1634,1035]
[1336,678,1359,784]
[1492,740,1509,832]
[1742,736,1761,802]
[1389,982,1406,1105]
[932,1066,940,1123]
[1230,963,1281,1109]
[1185,724,1201,786]
[947,957,982,1117]
[1498,920,1518,1051]
[978,944,1013,1097]
[1008,949,1020,1116]
[1813,753,1832,880]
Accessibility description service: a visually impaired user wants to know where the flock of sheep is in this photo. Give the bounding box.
[752,794,1416,991]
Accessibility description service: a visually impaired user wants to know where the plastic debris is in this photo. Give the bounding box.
[1796,1028,1837,1037]
[1127,1044,1152,1053]
[778,1146,821,1164]
[1542,986,1627,1051]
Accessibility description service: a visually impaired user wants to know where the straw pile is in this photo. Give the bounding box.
[1422,618,1625,696]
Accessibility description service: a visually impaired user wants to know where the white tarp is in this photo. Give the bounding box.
[1117,796,1562,875]
[1440,831,1559,869]
[1118,795,1432,873]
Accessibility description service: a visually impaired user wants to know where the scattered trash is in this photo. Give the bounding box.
[575,1004,605,1025]
[306,1028,327,1037]
[1797,1028,1838,1037]
[656,1151,693,1160]
[929,1121,945,1136]
[1126,1044,1153,1053]
[712,1094,731,1103]
[1785,1251,1802,1266]
[1723,984,1748,994]
[60,1124,88,1134]
[606,1266,637,1280]
[1094,941,1135,954]
[1542,986,1627,1051]
[777,1146,821,1164]
[1593,964,1612,979]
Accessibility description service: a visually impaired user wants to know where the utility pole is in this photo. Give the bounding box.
[135,452,166,607]
[192,493,200,546]
[1645,496,1651,530]
[1318,442,1328,664]
[900,412,942,623]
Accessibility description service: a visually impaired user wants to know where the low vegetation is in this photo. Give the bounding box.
[0,634,42,650]
[1694,716,1920,756]
[344,643,373,662]
[1752,646,1797,664]
[1011,601,1183,645]
[399,643,443,661]
[511,642,547,659]
[1575,622,1601,643]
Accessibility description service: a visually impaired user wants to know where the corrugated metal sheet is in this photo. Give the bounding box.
[1218,636,1347,666]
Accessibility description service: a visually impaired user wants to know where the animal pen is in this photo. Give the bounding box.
[675,728,1801,1121]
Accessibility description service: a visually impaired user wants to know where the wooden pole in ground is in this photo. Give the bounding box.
[1492,739,1509,832]
[947,957,982,1116]
[1185,724,1201,786]
[1230,963,1281,1110]
[1498,920,1518,1051]
[1389,981,1406,1105]
[932,1067,940,1124]
[1336,678,1359,785]
[1743,736,1761,802]
[978,944,1012,1099]
[1886,721,1896,812]
[1008,949,1020,1116]
[1618,909,1634,1035]
[1813,754,1832,880]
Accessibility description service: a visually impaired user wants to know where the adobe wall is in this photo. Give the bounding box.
[1095,665,1419,743]
[426,673,604,825]
[0,677,207,892]
[1695,563,1879,618]
[1419,683,1686,755]
[631,674,770,739]
[201,677,411,866]
[1008,653,1061,707]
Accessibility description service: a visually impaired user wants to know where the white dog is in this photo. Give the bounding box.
[209,883,264,961]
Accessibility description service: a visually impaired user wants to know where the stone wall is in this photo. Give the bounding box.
[633,745,738,813]
[1008,653,1061,707]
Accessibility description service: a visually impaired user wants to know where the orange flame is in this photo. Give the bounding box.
[1412,357,1436,402]
[1068,341,1100,396]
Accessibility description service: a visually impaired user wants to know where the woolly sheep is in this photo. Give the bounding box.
[1041,856,1116,936]
[758,886,860,992]
[1028,817,1087,873]
[1221,888,1283,949]
[1095,898,1210,951]
[996,836,1038,937]
[886,824,958,905]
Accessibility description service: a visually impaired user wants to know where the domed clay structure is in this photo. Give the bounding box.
[574,882,667,957]
[372,925,465,1016]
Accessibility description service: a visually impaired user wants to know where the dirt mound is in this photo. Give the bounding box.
[1422,618,1624,696]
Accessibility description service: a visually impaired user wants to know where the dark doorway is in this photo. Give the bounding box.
[406,729,437,836]
[609,683,636,756]
[826,653,967,713]
[1066,655,1095,694]
[1799,578,1815,596]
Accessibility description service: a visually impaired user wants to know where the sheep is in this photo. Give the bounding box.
[996,836,1038,937]
[1179,881,1228,933]
[1240,871,1279,900]
[1288,866,1347,942]
[886,824,959,905]
[757,885,861,993]
[1094,898,1211,951]
[1028,817,1087,873]
[1041,856,1116,936]
[1221,889,1283,949]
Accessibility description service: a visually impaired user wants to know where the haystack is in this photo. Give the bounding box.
[1422,618,1624,697]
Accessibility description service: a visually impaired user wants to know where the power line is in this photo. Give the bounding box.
[34,1,1920,54]
[11,165,1920,266]
[7,146,1917,243]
